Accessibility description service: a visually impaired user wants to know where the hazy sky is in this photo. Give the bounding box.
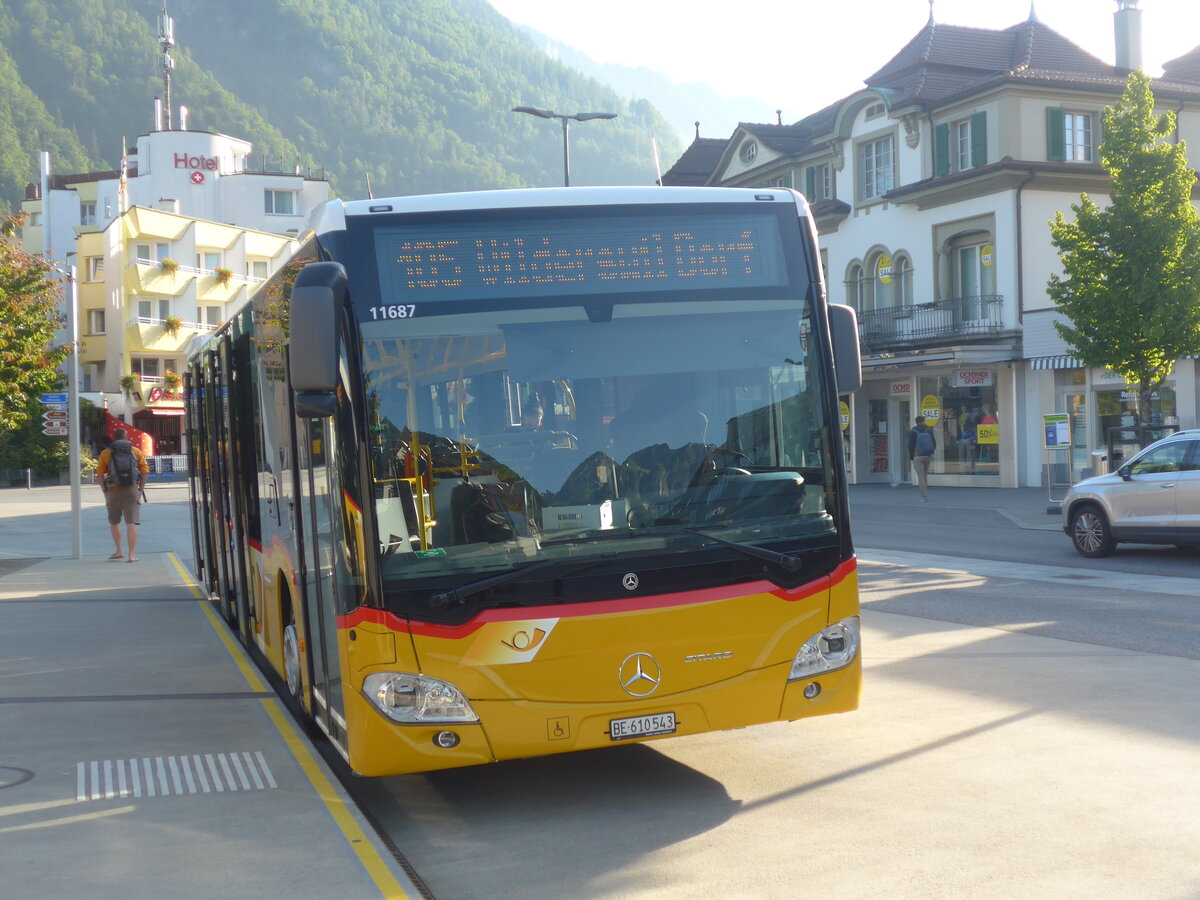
[487,0,1199,120]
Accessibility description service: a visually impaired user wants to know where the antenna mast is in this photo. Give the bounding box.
[158,4,176,130]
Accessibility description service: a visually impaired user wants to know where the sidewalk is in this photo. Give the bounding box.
[848,482,1065,531]
[0,485,423,900]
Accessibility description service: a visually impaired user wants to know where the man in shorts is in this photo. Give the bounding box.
[96,428,149,562]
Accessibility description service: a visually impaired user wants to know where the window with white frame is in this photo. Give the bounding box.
[1064,112,1093,162]
[845,263,873,312]
[139,358,161,378]
[203,306,223,326]
[138,298,171,321]
[88,309,105,334]
[80,202,97,226]
[87,256,104,281]
[861,136,894,200]
[956,120,973,171]
[264,189,296,215]
[135,243,151,263]
[197,251,221,272]
[156,242,170,261]
[248,259,268,280]
[893,254,914,307]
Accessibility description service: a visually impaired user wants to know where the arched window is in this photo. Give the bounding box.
[893,253,914,307]
[869,251,893,309]
[845,264,866,311]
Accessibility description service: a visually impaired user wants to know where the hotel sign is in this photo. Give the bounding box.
[175,153,219,172]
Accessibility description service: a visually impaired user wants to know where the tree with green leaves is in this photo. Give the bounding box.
[1049,70,1200,426]
[0,213,70,431]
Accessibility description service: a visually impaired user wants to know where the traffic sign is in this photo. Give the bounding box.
[43,410,69,421]
[40,392,68,404]
[41,402,68,411]
[42,425,68,436]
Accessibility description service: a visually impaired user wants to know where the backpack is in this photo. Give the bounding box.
[108,439,137,487]
[914,428,935,456]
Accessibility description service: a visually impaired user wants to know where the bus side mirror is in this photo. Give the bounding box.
[828,304,862,393]
[290,261,348,418]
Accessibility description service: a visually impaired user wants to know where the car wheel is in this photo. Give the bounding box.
[1070,505,1116,558]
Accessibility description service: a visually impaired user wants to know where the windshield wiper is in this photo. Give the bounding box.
[684,527,804,573]
[428,556,613,610]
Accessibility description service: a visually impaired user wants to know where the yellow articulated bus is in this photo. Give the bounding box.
[186,186,863,776]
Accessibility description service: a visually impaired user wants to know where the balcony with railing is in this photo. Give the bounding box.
[126,315,218,352]
[125,257,267,296]
[857,294,1009,351]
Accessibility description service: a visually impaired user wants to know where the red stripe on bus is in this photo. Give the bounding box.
[338,567,845,637]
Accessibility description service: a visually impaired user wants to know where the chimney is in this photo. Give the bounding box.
[1115,0,1142,71]
[179,105,189,130]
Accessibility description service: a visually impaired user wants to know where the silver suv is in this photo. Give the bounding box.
[1062,429,1200,557]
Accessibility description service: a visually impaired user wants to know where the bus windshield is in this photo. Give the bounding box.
[362,297,840,585]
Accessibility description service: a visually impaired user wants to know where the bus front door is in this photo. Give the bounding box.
[296,416,347,751]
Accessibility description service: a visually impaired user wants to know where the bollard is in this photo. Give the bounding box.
[1090,450,1107,477]
[26,467,32,490]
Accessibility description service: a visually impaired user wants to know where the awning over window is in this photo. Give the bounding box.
[1028,355,1082,370]
[134,407,186,417]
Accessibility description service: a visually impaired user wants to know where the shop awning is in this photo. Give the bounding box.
[134,407,186,417]
[1028,355,1082,370]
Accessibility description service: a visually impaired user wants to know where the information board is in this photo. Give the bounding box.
[1043,413,1071,450]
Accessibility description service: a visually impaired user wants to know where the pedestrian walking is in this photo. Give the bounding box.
[96,428,149,561]
[908,414,936,502]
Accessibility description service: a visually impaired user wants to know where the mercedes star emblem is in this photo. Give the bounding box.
[619,652,662,697]
[622,572,639,591]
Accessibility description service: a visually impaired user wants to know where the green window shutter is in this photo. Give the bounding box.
[971,112,987,167]
[784,169,794,189]
[805,166,816,197]
[934,123,950,176]
[1046,108,1065,162]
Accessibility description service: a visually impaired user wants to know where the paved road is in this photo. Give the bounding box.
[8,481,1198,897]
[349,555,1200,898]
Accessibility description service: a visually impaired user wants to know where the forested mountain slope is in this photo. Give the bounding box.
[0,0,679,211]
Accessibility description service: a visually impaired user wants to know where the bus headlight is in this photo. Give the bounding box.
[362,672,480,724]
[788,617,860,681]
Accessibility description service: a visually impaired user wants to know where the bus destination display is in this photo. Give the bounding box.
[373,213,789,306]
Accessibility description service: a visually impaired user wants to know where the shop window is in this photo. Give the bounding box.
[1096,383,1176,461]
[921,373,999,477]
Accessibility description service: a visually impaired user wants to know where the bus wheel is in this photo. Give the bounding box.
[283,620,302,698]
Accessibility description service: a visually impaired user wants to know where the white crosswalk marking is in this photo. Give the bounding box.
[74,753,276,800]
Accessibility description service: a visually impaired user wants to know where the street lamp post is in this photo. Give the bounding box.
[512,106,618,186]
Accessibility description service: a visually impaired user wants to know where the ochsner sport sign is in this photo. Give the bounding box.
[955,369,992,387]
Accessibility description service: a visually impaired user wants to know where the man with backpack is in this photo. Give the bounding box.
[908,414,936,503]
[96,428,149,561]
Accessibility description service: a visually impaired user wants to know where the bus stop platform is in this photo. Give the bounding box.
[0,485,424,900]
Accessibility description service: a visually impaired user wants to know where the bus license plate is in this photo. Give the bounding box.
[609,712,676,741]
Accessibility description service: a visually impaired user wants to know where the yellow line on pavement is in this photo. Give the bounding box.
[167,553,412,899]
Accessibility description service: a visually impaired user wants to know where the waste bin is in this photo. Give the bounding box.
[1090,450,1107,477]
